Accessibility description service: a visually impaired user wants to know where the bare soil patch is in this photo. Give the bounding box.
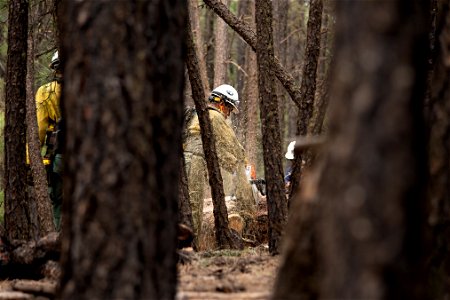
[177,246,280,299]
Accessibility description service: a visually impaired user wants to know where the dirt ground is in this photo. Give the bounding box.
[0,245,279,299]
[177,245,280,300]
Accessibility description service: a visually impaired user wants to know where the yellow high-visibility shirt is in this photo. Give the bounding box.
[36,80,61,145]
[26,80,61,165]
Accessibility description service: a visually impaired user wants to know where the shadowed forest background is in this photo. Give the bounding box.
[0,0,449,299]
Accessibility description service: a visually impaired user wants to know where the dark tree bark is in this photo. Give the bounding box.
[426,1,450,297]
[275,1,431,299]
[289,0,323,202]
[202,0,303,109]
[26,27,55,236]
[185,11,240,250]
[58,1,187,299]
[4,0,36,241]
[256,0,288,255]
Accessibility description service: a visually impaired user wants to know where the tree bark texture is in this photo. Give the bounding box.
[185,12,240,250]
[275,1,432,299]
[289,0,323,201]
[426,1,450,297]
[213,0,230,88]
[322,2,431,298]
[256,0,288,255]
[4,0,36,241]
[189,0,210,95]
[58,2,187,299]
[202,0,303,110]
[26,29,55,236]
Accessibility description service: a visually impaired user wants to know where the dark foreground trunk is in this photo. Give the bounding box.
[58,2,187,299]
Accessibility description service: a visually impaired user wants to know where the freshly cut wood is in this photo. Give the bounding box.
[0,291,32,300]
[11,280,56,297]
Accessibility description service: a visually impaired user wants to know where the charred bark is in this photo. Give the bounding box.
[256,0,288,255]
[4,0,37,241]
[58,1,186,299]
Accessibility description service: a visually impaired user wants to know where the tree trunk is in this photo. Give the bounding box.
[189,0,210,95]
[58,1,187,299]
[289,0,323,201]
[213,0,230,87]
[256,0,288,255]
[275,1,431,299]
[202,0,303,109]
[273,0,289,143]
[185,11,240,250]
[4,0,36,241]
[426,1,450,297]
[26,23,55,236]
[243,1,259,172]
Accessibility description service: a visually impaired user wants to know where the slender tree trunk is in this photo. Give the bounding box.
[256,0,288,255]
[4,0,36,241]
[244,1,259,172]
[185,11,240,250]
[58,2,186,298]
[26,19,55,236]
[213,0,230,87]
[189,0,210,95]
[289,0,323,201]
[273,0,289,142]
[203,0,303,109]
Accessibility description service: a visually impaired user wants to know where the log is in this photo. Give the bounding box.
[11,280,56,297]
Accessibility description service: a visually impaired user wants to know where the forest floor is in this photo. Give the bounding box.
[0,246,280,299]
[177,245,280,300]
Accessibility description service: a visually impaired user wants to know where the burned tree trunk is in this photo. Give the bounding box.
[275,1,432,299]
[58,1,187,299]
[256,0,287,255]
[4,0,37,241]
[185,11,240,250]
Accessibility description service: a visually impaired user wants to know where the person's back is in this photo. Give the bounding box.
[184,84,256,246]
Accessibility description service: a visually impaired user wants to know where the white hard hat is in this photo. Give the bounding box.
[210,84,239,113]
[50,51,60,70]
[285,141,296,160]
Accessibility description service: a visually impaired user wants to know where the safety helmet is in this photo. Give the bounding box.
[209,84,239,113]
[50,51,60,70]
[285,141,296,160]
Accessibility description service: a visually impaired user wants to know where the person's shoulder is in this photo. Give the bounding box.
[36,81,60,104]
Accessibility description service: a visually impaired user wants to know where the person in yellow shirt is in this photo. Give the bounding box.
[183,84,256,246]
[35,51,63,229]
